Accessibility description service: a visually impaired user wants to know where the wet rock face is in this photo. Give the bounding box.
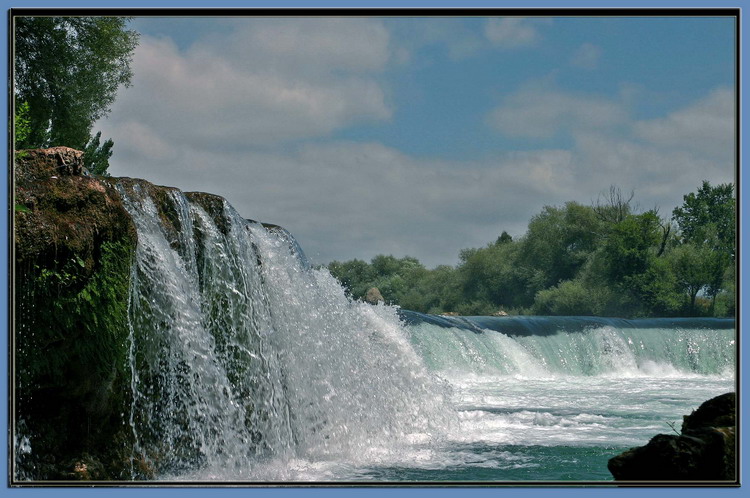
[608,393,736,482]
[14,148,138,480]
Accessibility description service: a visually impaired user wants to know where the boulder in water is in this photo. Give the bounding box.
[608,392,736,481]
[365,287,385,304]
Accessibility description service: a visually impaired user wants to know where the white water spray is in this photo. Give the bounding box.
[117,182,453,480]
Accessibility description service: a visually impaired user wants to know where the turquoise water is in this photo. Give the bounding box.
[347,370,733,482]
[372,318,735,482]
[166,319,734,483]
[109,182,735,483]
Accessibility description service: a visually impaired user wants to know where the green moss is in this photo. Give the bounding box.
[16,237,137,479]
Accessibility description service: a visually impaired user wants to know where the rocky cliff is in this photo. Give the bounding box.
[13,148,170,480]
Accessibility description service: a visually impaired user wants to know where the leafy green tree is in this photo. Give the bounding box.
[458,241,537,310]
[671,182,735,315]
[14,101,31,149]
[595,210,683,316]
[369,256,427,304]
[519,202,604,290]
[327,184,734,318]
[404,265,463,314]
[496,231,513,245]
[668,243,713,313]
[533,279,599,316]
[713,264,735,317]
[14,16,138,173]
[83,132,115,176]
[672,181,735,259]
[327,259,376,299]
[603,211,661,283]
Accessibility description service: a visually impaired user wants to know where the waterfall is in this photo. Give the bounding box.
[404,312,735,378]
[116,182,453,480]
[13,175,736,482]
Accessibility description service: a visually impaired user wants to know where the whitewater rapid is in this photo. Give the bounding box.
[114,181,735,482]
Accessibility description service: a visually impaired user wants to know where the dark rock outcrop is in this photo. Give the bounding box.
[14,148,138,480]
[608,392,736,482]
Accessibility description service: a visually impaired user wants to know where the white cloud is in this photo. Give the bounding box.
[487,84,627,138]
[385,18,485,62]
[202,18,392,75]
[101,20,393,151]
[105,134,576,267]
[93,19,734,269]
[570,43,602,69]
[484,18,543,48]
[485,84,734,222]
[633,86,735,159]
[104,87,734,267]
[571,131,734,213]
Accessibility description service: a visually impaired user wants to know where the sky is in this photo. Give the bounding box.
[95,13,737,268]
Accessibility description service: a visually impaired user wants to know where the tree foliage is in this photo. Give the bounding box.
[14,16,138,173]
[671,181,735,312]
[328,183,735,319]
[83,132,115,176]
[672,181,735,259]
[14,100,32,148]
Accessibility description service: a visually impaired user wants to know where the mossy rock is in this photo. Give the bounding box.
[14,149,140,480]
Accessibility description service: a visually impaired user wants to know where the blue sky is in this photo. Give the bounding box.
[95,13,737,268]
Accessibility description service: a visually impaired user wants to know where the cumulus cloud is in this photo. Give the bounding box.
[383,18,488,62]
[94,19,734,268]
[101,19,393,151]
[486,84,734,223]
[570,43,602,69]
[484,18,546,48]
[104,87,734,267]
[633,86,735,159]
[105,132,575,267]
[571,131,734,213]
[487,84,628,138]
[201,18,392,74]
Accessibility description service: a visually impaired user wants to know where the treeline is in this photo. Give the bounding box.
[328,183,735,318]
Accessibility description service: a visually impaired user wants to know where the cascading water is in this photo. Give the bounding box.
[117,182,453,480]
[13,164,735,481]
[107,180,734,482]
[404,313,735,378]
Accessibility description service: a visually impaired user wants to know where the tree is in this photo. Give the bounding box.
[672,181,735,259]
[672,182,735,314]
[668,243,723,314]
[14,16,138,173]
[519,202,604,289]
[327,259,376,299]
[14,101,31,149]
[495,231,513,245]
[600,210,681,316]
[457,240,538,311]
[83,132,114,176]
